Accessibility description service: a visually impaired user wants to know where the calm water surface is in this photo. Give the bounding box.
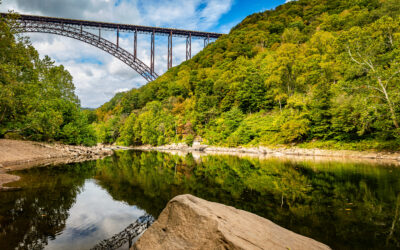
[1,150,400,250]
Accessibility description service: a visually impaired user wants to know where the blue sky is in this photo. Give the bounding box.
[0,0,287,107]
[216,0,286,32]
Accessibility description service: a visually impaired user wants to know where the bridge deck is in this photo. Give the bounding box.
[1,13,223,39]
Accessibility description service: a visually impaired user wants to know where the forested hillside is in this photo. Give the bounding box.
[95,0,400,150]
[0,13,96,145]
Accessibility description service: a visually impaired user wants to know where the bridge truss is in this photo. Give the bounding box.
[1,13,223,82]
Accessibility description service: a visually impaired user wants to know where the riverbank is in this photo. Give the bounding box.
[134,143,400,164]
[0,139,114,190]
[3,139,400,189]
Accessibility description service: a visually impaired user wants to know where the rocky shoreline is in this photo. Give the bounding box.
[134,143,400,164]
[2,139,400,190]
[0,139,115,190]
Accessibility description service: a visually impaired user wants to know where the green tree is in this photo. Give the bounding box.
[0,14,96,145]
[134,101,175,146]
[341,17,400,132]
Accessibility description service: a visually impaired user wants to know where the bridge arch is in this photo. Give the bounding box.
[3,13,222,83]
[13,21,159,82]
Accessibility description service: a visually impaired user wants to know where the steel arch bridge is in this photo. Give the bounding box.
[1,13,223,82]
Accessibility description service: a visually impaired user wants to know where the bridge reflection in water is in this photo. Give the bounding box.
[90,214,154,250]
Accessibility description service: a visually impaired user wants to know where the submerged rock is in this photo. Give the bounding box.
[0,174,21,191]
[133,194,330,250]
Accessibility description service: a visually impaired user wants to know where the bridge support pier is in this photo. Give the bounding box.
[151,30,155,74]
[204,34,210,48]
[134,28,137,60]
[168,31,172,69]
[186,33,191,61]
[117,26,119,49]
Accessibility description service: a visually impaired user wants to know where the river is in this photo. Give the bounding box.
[0,150,399,249]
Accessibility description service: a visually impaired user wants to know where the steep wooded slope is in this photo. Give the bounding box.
[95,0,400,150]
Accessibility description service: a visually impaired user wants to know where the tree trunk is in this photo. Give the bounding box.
[0,107,6,123]
[386,195,400,245]
[378,78,399,129]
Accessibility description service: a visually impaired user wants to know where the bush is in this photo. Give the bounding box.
[279,118,310,143]
[184,134,195,146]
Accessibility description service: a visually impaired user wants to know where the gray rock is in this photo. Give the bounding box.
[133,194,330,250]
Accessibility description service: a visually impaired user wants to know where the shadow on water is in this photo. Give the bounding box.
[1,150,400,249]
[0,163,95,249]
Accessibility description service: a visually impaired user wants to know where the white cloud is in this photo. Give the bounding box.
[0,0,232,107]
[114,88,130,94]
[45,180,145,250]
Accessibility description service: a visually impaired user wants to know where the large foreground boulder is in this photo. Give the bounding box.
[133,194,330,250]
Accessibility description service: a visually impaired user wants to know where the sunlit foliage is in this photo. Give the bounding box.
[96,0,400,149]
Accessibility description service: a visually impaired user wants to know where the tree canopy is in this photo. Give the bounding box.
[0,13,96,145]
[94,0,400,149]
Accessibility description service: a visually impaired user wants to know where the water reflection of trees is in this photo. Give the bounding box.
[1,151,399,250]
[0,163,95,250]
[94,151,400,250]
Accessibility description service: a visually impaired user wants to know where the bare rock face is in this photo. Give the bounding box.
[133,194,330,250]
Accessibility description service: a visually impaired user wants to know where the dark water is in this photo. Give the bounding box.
[1,150,400,250]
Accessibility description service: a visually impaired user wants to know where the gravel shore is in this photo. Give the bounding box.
[134,143,400,164]
[0,139,114,190]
